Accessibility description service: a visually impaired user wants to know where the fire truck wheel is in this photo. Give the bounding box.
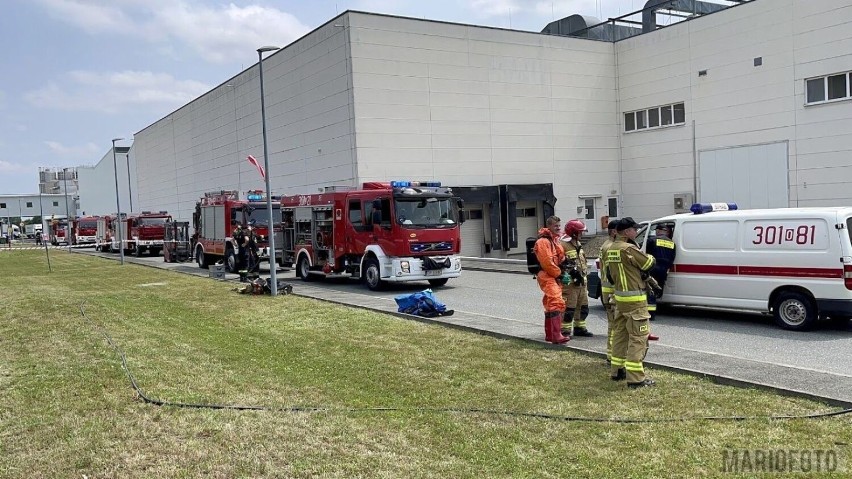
[428,278,449,287]
[196,246,209,269]
[225,248,238,273]
[772,290,817,331]
[362,257,385,291]
[296,255,314,281]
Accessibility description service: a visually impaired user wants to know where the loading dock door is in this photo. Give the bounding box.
[508,201,540,256]
[699,142,789,209]
[460,206,486,257]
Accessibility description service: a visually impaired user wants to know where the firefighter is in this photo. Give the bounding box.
[534,216,570,344]
[645,224,676,321]
[600,219,618,362]
[233,223,248,282]
[559,219,594,337]
[246,224,260,276]
[605,217,656,388]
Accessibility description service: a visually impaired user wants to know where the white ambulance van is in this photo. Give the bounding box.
[636,203,852,331]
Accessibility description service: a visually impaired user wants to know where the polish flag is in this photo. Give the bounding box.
[247,155,265,179]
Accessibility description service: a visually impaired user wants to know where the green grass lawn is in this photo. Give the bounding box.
[1,250,850,478]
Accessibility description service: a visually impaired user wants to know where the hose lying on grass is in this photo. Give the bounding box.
[80,301,852,423]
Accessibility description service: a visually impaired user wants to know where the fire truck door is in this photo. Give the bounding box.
[368,197,394,251]
[346,198,369,253]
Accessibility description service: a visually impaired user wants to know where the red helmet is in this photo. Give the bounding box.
[564,219,587,237]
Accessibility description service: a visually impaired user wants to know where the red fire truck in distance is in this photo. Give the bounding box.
[73,216,99,246]
[96,214,124,252]
[123,211,171,256]
[49,216,72,245]
[279,181,463,290]
[192,190,282,272]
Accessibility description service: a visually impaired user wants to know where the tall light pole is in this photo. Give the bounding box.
[38,188,51,271]
[126,152,133,212]
[112,138,125,265]
[258,45,280,295]
[62,167,71,252]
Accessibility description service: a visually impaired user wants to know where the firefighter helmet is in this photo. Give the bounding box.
[564,219,587,237]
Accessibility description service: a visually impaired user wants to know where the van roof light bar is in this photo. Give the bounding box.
[691,202,738,214]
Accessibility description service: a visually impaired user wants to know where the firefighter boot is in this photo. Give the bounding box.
[547,311,570,344]
[573,305,594,337]
[544,314,554,342]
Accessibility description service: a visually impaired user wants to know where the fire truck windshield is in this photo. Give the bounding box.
[138,217,168,226]
[245,205,280,226]
[79,221,97,229]
[394,197,456,228]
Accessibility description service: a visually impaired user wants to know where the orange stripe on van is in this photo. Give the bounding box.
[671,264,843,279]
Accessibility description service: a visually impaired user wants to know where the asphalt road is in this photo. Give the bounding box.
[77,248,852,379]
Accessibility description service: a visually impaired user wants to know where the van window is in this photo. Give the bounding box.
[681,221,738,251]
[848,218,852,246]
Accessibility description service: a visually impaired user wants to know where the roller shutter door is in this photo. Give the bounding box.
[509,201,539,256]
[460,206,485,257]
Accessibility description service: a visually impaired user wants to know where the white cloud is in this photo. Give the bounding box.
[24,70,211,114]
[43,141,101,158]
[0,160,31,174]
[33,0,311,64]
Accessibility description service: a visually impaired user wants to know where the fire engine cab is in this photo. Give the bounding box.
[279,181,464,290]
[124,211,170,256]
[192,190,282,272]
[49,216,72,245]
[74,216,99,246]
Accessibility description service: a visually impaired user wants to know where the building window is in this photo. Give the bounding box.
[0,203,5,208]
[466,209,484,220]
[624,102,685,133]
[26,202,33,208]
[516,207,537,218]
[624,113,636,132]
[53,201,59,207]
[806,71,852,105]
[608,197,618,218]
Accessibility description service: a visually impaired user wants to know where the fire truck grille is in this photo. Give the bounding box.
[410,242,453,253]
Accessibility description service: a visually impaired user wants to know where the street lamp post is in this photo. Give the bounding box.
[258,46,280,296]
[126,152,133,212]
[62,168,71,252]
[112,138,125,265]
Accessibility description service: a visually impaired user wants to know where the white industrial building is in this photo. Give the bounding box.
[84,0,852,258]
[77,145,135,217]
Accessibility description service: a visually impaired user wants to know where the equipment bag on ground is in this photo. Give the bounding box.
[395,289,454,318]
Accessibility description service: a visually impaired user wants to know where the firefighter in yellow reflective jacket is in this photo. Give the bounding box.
[559,219,594,337]
[599,219,618,362]
[605,217,657,388]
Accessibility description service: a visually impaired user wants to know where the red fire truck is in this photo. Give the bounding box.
[96,214,122,252]
[73,215,99,246]
[125,211,171,256]
[49,216,72,245]
[192,190,282,272]
[279,181,464,290]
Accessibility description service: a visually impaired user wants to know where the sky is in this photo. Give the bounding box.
[0,0,648,194]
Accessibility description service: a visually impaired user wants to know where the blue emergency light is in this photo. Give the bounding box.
[391,180,442,188]
[690,202,738,214]
[247,193,264,201]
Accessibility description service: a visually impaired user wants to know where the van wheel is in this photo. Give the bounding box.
[772,291,817,331]
[428,278,449,287]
